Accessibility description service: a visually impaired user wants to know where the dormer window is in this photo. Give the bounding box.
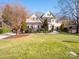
[31,14,37,20]
[47,13,51,16]
[33,18,35,20]
[32,17,38,20]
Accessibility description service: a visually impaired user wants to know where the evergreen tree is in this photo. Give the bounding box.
[60,23,64,32]
[43,18,48,32]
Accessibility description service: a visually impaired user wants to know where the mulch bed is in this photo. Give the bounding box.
[4,34,29,39]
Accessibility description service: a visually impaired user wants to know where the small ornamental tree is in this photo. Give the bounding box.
[11,5,27,35]
[21,21,26,33]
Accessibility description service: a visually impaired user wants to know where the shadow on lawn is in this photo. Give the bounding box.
[63,40,79,43]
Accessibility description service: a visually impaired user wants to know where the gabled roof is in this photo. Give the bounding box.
[30,12,44,18]
[26,11,56,24]
[30,14,37,18]
[26,12,43,24]
[43,11,55,18]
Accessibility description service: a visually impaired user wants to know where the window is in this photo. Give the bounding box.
[36,18,38,20]
[31,26,33,29]
[33,18,35,20]
[27,26,29,29]
[47,13,51,16]
[38,25,39,29]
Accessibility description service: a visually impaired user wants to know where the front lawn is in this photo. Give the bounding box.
[0,33,79,59]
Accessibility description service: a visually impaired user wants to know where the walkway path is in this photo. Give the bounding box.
[50,31,59,34]
[0,32,16,40]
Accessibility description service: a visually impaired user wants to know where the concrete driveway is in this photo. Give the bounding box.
[0,32,16,40]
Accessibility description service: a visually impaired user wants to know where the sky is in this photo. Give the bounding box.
[0,0,60,14]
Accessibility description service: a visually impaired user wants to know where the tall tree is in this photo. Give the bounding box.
[12,5,27,35]
[58,0,79,34]
[2,4,13,26]
[2,4,27,35]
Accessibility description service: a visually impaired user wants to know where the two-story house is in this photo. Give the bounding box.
[26,11,61,32]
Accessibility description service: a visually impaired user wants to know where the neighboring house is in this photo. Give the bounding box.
[26,11,61,32]
[58,16,79,33]
[67,20,79,33]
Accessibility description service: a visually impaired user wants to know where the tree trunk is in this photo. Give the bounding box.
[76,24,78,34]
[76,17,79,34]
[16,30,18,35]
[16,29,20,35]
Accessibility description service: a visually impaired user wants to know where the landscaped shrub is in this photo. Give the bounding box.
[60,24,69,32]
[37,28,40,33]
[0,26,11,34]
[49,26,54,32]
[0,29,3,33]
[63,27,68,32]
[36,28,45,33]
[27,28,33,33]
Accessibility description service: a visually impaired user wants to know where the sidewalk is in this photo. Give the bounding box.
[0,32,16,40]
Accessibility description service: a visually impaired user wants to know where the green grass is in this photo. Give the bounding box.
[0,33,79,59]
